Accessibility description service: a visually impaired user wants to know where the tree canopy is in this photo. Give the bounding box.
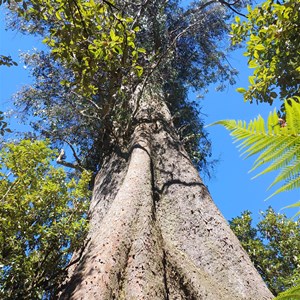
[231,0,300,105]
[230,208,300,296]
[0,0,279,298]
[5,0,241,176]
[0,140,91,299]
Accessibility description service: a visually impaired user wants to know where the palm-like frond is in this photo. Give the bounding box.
[274,283,300,300]
[211,97,300,201]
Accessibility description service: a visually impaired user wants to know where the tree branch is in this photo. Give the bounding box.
[218,0,247,17]
[56,150,84,171]
[0,179,19,203]
[61,139,83,167]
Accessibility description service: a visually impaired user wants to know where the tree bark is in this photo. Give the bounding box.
[59,89,273,299]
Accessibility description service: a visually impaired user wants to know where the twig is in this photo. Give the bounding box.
[61,139,83,167]
[70,91,102,112]
[65,237,91,270]
[0,179,18,203]
[218,0,247,17]
[56,152,84,171]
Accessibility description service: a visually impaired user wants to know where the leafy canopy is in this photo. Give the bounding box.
[230,208,300,296]
[231,0,300,105]
[0,139,91,299]
[6,0,240,176]
[10,0,144,98]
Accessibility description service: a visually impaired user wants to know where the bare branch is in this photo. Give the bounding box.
[56,149,84,171]
[61,139,83,167]
[70,91,102,112]
[218,0,247,17]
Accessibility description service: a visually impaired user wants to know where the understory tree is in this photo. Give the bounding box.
[2,0,274,298]
[0,140,91,299]
[230,208,300,296]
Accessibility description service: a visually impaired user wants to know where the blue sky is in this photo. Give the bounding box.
[0,6,299,223]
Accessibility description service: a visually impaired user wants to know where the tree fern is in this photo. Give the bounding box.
[274,282,300,300]
[211,97,300,211]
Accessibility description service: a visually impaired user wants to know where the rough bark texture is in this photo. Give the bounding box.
[60,90,273,299]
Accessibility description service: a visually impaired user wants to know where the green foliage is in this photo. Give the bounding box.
[0,139,91,299]
[0,55,17,67]
[275,282,300,300]
[9,0,144,98]
[231,0,300,105]
[0,112,11,136]
[230,208,300,296]
[212,98,300,204]
[6,0,240,177]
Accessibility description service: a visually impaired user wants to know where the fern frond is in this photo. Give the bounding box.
[252,143,300,179]
[287,96,300,136]
[243,135,278,158]
[252,136,297,170]
[210,98,300,201]
[284,201,300,218]
[268,157,300,190]
[238,133,266,152]
[274,283,300,300]
[266,175,300,200]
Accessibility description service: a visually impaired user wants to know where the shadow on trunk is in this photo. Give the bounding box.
[59,91,273,299]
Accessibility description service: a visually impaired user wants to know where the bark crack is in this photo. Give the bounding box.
[150,155,160,207]
[114,242,132,299]
[162,249,170,300]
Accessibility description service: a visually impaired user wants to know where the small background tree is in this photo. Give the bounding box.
[230,208,300,296]
[0,140,91,299]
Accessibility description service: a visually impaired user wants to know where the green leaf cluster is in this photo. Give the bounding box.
[5,0,237,178]
[0,139,91,299]
[230,208,300,296]
[212,98,300,204]
[0,112,11,136]
[11,0,145,97]
[231,0,300,104]
[0,55,17,67]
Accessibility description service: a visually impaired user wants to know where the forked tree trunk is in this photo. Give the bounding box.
[60,89,273,299]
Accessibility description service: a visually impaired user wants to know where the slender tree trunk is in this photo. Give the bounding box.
[60,89,273,299]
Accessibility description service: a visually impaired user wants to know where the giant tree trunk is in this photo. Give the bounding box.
[60,89,273,299]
